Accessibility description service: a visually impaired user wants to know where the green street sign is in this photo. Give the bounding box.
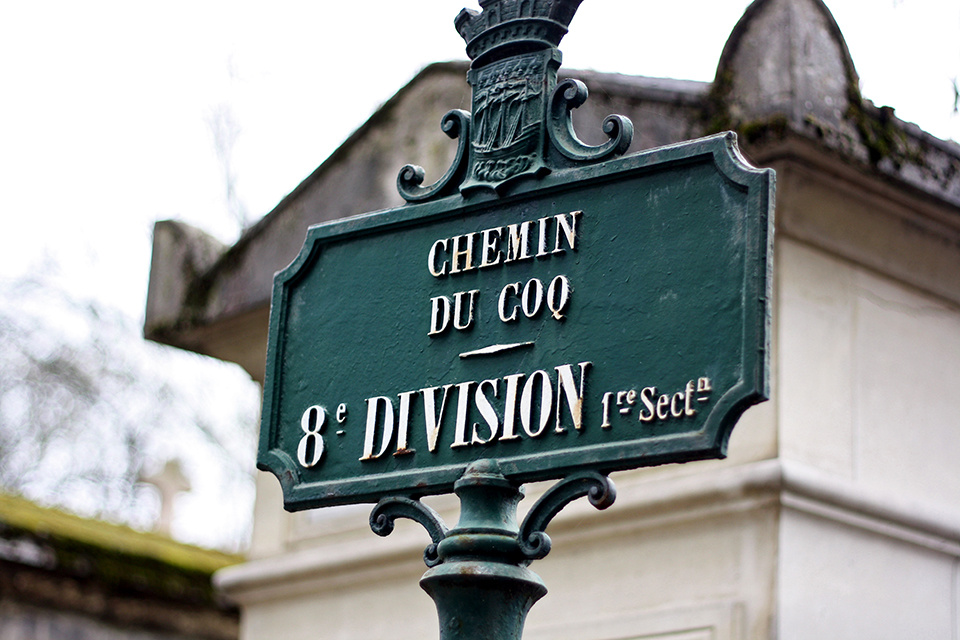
[258,0,773,512]
[258,7,774,640]
[258,131,774,510]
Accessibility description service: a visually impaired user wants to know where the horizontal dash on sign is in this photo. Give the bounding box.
[459,341,534,359]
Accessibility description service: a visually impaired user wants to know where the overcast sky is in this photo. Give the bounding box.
[1,0,957,321]
[0,0,957,547]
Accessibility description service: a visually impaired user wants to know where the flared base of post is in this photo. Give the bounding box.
[421,560,547,640]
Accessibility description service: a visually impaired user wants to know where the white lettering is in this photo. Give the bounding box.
[472,379,500,445]
[520,370,553,438]
[521,278,543,318]
[601,392,615,428]
[630,380,706,425]
[555,362,591,432]
[428,295,452,335]
[395,391,416,455]
[428,211,581,277]
[553,210,580,254]
[480,227,503,268]
[422,385,454,453]
[451,381,474,448]
[638,387,656,423]
[536,216,550,257]
[449,233,476,274]
[360,397,394,461]
[349,363,615,458]
[671,392,685,418]
[505,221,533,263]
[297,405,326,468]
[452,290,479,331]
[546,275,570,320]
[500,373,524,441]
[498,282,521,323]
[428,239,449,277]
[684,380,697,417]
[656,394,670,421]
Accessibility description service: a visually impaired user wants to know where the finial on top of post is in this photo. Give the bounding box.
[455,0,583,67]
[398,0,632,201]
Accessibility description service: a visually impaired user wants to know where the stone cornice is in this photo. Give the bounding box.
[216,457,960,604]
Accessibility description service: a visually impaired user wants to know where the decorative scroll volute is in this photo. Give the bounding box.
[398,0,634,202]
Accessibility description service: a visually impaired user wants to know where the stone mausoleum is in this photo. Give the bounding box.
[145,0,960,637]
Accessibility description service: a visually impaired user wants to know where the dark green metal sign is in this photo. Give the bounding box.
[258,0,774,512]
[259,133,773,510]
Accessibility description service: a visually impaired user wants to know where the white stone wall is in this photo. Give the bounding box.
[779,238,960,509]
[775,229,960,637]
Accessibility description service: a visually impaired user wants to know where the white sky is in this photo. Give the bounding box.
[1,0,957,320]
[0,0,957,546]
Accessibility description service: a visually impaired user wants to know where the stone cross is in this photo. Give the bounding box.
[140,460,191,535]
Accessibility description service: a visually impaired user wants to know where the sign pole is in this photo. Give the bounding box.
[371,460,615,640]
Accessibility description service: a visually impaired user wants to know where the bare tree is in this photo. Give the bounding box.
[0,269,259,550]
[206,102,250,233]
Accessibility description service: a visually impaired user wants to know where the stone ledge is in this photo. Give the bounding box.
[216,457,960,604]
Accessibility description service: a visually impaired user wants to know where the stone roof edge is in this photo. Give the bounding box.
[710,0,960,211]
[815,98,960,212]
[871,100,960,160]
[216,457,960,603]
[0,492,242,575]
[863,101,960,211]
[737,103,960,214]
[560,68,709,106]
[145,62,473,347]
[215,61,472,273]
[213,63,710,277]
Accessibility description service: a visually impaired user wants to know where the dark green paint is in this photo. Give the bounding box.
[258,0,774,640]
[258,4,774,639]
[258,131,774,511]
[259,0,773,514]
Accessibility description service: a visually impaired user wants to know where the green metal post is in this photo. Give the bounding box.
[420,460,546,640]
[370,460,615,640]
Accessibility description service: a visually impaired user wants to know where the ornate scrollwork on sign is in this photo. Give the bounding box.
[548,79,634,162]
[370,496,449,567]
[397,0,634,202]
[517,470,616,561]
[397,110,471,203]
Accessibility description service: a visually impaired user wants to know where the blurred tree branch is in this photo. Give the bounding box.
[0,269,259,550]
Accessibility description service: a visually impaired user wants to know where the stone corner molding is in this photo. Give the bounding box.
[215,457,960,603]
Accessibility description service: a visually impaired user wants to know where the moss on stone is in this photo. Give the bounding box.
[0,493,242,603]
[701,68,735,136]
[738,114,790,145]
[845,84,926,171]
